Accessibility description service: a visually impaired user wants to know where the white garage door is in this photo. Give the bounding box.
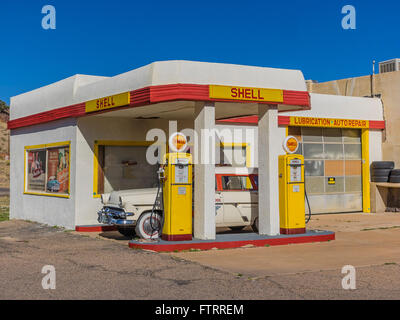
[288,127,363,214]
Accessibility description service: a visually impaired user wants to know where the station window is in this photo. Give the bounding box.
[94,141,164,196]
[219,143,250,167]
[24,142,70,197]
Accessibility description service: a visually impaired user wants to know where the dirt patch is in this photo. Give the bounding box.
[0,195,9,221]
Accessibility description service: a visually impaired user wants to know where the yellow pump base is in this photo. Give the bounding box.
[161,153,193,241]
[278,154,306,235]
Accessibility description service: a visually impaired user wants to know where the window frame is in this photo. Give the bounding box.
[93,140,166,197]
[215,174,257,192]
[24,141,71,198]
[219,142,251,167]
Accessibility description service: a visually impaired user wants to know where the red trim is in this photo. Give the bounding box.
[150,83,210,103]
[283,90,310,106]
[75,225,117,232]
[8,103,86,129]
[161,234,192,241]
[278,115,291,126]
[8,84,310,130]
[130,87,151,107]
[129,232,335,252]
[218,115,258,124]
[280,227,306,235]
[216,174,223,191]
[369,120,386,129]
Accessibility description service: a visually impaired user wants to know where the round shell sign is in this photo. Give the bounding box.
[169,132,188,153]
[283,136,299,154]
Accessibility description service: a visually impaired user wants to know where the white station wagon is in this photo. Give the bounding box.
[98,167,259,239]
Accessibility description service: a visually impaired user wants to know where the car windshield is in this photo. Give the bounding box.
[221,176,255,191]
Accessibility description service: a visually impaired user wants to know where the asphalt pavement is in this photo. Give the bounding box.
[1,214,400,299]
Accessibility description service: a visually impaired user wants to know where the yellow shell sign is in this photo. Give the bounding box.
[85,92,130,113]
[283,136,299,154]
[169,132,188,153]
[209,85,283,103]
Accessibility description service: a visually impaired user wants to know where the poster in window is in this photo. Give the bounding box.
[27,150,46,191]
[47,147,69,193]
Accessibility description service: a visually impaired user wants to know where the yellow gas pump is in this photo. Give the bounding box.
[278,153,306,235]
[161,152,193,241]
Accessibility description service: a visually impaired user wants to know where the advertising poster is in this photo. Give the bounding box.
[27,150,46,191]
[47,147,69,193]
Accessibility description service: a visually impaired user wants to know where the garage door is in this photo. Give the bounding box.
[288,127,363,214]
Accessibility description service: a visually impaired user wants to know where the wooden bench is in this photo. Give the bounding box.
[371,182,400,212]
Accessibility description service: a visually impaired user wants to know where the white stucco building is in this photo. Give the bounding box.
[8,61,384,238]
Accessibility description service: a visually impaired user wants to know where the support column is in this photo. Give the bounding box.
[194,101,216,240]
[258,104,280,235]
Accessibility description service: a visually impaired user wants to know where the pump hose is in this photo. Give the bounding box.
[149,173,164,239]
[305,187,312,224]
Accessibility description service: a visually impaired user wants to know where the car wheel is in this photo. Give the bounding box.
[389,176,400,183]
[371,169,391,176]
[229,226,245,232]
[371,175,389,182]
[116,226,136,238]
[390,169,400,176]
[371,161,395,170]
[135,211,162,240]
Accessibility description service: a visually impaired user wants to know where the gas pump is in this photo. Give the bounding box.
[278,136,306,234]
[161,152,193,241]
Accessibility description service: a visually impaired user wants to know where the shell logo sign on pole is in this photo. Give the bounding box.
[169,133,188,153]
[283,136,299,154]
[209,85,283,103]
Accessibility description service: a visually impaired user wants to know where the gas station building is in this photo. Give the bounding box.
[8,61,385,240]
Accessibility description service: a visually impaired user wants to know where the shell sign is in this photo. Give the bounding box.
[209,85,283,103]
[283,136,299,154]
[169,132,188,153]
[85,92,130,113]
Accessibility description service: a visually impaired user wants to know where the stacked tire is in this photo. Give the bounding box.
[371,161,394,182]
[389,169,400,183]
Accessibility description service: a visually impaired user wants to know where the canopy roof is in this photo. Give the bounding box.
[10,60,308,121]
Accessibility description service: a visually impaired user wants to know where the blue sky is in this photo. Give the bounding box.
[1,0,399,104]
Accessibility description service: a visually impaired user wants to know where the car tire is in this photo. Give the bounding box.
[389,176,400,183]
[135,211,162,240]
[117,226,136,238]
[371,175,389,182]
[229,226,245,232]
[371,161,395,170]
[371,169,392,176]
[390,169,400,176]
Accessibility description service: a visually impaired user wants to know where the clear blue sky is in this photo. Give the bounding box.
[1,0,399,104]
